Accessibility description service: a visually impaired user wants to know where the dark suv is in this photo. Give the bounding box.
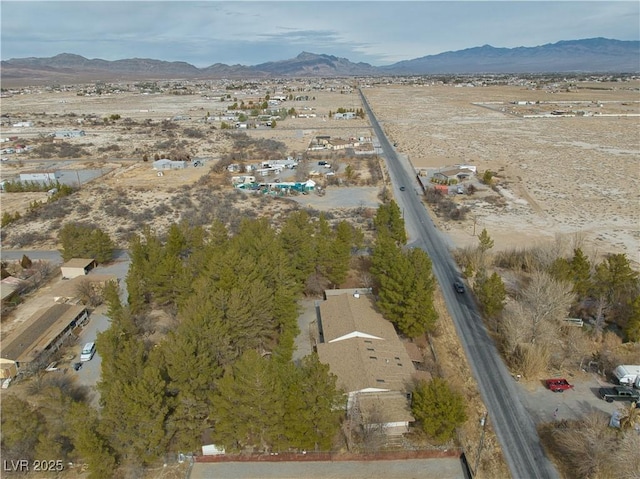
[453,281,465,293]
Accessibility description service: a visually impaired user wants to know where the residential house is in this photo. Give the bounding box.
[152,159,187,170]
[333,112,356,120]
[19,171,59,184]
[53,129,85,139]
[1,304,89,376]
[316,291,417,435]
[432,167,475,183]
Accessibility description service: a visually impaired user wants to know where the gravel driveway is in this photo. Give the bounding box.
[515,372,623,424]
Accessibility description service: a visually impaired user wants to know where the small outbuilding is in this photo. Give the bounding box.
[0,358,18,379]
[60,258,96,279]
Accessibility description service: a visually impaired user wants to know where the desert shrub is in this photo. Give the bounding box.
[509,343,550,377]
[97,144,121,153]
[76,203,91,215]
[424,188,443,204]
[367,157,383,183]
[38,201,72,220]
[57,142,87,158]
[1,211,21,227]
[160,120,178,130]
[131,209,155,224]
[544,412,626,479]
[154,203,172,215]
[494,248,538,272]
[183,128,204,138]
[10,231,50,247]
[103,203,129,217]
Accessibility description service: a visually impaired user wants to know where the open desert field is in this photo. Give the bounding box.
[364,82,640,261]
[1,81,638,263]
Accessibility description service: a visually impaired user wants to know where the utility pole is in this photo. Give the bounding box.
[474,413,488,477]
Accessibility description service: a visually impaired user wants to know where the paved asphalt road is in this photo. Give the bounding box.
[359,90,559,479]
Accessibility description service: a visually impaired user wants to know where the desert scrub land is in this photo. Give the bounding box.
[363,80,640,262]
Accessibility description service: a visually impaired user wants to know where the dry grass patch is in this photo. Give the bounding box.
[430,287,509,478]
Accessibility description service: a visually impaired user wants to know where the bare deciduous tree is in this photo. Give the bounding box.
[552,412,617,479]
[518,271,575,345]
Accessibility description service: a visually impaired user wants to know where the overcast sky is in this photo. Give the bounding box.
[1,1,638,67]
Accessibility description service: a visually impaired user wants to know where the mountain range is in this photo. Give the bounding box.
[1,38,638,85]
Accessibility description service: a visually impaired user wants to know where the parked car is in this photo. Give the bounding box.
[399,186,406,191]
[599,386,640,403]
[453,281,465,293]
[545,378,574,392]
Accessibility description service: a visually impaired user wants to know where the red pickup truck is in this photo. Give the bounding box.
[546,378,574,392]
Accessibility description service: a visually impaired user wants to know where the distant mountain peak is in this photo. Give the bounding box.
[1,38,637,85]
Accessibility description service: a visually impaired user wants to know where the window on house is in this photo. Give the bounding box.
[367,347,375,351]
[376,379,385,383]
[369,356,377,360]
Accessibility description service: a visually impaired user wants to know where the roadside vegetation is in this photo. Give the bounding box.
[454,230,640,478]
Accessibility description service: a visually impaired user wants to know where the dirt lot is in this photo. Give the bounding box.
[363,82,640,261]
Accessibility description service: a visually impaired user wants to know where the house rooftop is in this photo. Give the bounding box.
[319,293,397,343]
[1,303,86,364]
[356,391,415,424]
[316,293,416,394]
[317,336,416,393]
[61,258,96,269]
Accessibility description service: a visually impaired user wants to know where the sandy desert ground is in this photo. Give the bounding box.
[363,82,640,262]
[1,82,638,264]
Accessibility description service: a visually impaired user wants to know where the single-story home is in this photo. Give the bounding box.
[53,129,85,138]
[316,291,417,435]
[1,303,89,375]
[19,171,59,184]
[432,167,475,183]
[153,159,187,170]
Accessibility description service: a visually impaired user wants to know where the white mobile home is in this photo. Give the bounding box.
[613,365,640,386]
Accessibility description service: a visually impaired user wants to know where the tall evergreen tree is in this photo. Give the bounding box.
[211,350,286,452]
[398,248,439,337]
[1,395,45,462]
[67,402,117,479]
[412,378,467,443]
[569,248,592,297]
[625,295,640,342]
[59,223,115,263]
[473,269,506,318]
[477,228,494,254]
[373,201,406,245]
[162,313,224,451]
[279,210,317,283]
[116,358,169,465]
[593,253,638,301]
[286,354,344,450]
